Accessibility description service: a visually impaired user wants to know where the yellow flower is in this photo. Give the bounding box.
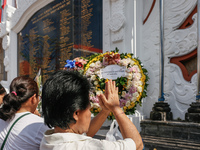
[137,97,140,101]
[127,54,132,58]
[105,78,109,83]
[128,105,132,109]
[97,108,101,112]
[131,102,135,107]
[123,106,127,110]
[95,109,98,112]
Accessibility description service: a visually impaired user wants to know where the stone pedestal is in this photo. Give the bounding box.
[150,102,173,121]
[141,120,200,150]
[185,102,200,123]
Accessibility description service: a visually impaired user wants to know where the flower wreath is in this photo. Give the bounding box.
[64,48,149,120]
[84,48,149,120]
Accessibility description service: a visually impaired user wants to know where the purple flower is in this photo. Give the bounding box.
[129,86,137,94]
[120,99,127,107]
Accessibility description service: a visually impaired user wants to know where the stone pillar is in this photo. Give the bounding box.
[150,0,172,121]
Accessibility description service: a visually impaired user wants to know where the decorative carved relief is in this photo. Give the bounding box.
[103,0,126,49]
[3,55,9,72]
[111,27,124,42]
[165,14,197,57]
[142,0,197,119]
[109,13,125,32]
[0,23,6,38]
[170,49,197,82]
[2,35,10,50]
[110,0,125,42]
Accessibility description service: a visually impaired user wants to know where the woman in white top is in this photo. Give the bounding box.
[0,76,49,150]
[40,70,143,150]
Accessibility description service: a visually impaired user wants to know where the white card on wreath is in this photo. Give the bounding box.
[100,65,127,80]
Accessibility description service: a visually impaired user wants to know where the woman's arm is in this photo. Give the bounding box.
[86,109,110,137]
[99,80,144,150]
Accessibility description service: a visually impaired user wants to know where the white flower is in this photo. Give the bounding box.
[133,81,138,87]
[95,70,101,77]
[126,73,133,80]
[120,59,129,66]
[126,58,131,64]
[132,92,139,98]
[137,86,142,92]
[86,68,94,76]
[133,81,142,87]
[130,60,135,66]
[134,73,141,80]
[90,63,95,68]
[93,103,100,108]
[91,75,96,81]
[137,81,143,86]
[95,61,102,68]
[131,97,137,102]
[96,90,103,96]
[126,100,131,107]
[126,80,132,89]
[90,102,94,107]
[94,81,98,85]
[121,91,126,97]
[126,68,131,73]
[133,65,140,73]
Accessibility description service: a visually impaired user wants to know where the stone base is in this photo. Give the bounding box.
[141,120,200,150]
[150,102,173,121]
[185,102,200,123]
[150,111,173,121]
[185,113,200,123]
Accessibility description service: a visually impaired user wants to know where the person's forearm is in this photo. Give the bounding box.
[113,107,143,150]
[87,109,110,137]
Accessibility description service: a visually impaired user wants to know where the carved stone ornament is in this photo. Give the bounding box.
[142,0,197,119]
[111,28,124,42]
[3,56,9,71]
[0,23,6,38]
[2,35,10,50]
[109,13,125,32]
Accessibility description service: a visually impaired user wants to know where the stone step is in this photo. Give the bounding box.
[142,135,200,150]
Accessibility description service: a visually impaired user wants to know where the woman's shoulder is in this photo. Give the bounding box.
[15,112,45,124]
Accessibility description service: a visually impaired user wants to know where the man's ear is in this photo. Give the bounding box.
[73,110,80,121]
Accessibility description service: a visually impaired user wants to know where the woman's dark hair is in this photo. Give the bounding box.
[42,70,91,129]
[0,84,6,95]
[0,76,38,121]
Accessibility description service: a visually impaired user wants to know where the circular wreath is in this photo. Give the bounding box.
[83,49,149,120]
